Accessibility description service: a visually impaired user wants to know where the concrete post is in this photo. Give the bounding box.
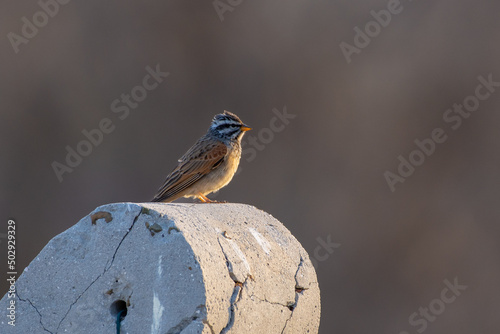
[0,203,320,333]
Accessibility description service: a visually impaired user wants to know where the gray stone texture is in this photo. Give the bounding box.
[0,203,320,333]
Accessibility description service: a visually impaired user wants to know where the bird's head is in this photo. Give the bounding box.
[210,111,251,141]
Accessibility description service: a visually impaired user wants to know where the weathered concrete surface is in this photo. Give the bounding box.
[0,203,320,333]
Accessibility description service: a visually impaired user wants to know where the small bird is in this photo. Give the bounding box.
[151,111,251,203]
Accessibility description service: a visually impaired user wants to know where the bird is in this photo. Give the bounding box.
[151,111,251,203]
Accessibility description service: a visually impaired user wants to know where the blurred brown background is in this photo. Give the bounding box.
[2,0,500,333]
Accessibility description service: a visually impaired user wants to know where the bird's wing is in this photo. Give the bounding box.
[151,140,228,202]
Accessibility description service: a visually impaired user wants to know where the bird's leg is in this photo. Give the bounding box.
[198,193,215,203]
[197,193,226,203]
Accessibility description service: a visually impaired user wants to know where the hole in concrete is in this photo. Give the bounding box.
[110,300,128,320]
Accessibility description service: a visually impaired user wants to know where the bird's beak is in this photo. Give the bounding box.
[241,125,252,132]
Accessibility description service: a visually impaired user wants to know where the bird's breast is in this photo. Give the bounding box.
[217,143,241,188]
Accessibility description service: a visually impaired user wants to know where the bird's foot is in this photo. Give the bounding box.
[197,193,226,203]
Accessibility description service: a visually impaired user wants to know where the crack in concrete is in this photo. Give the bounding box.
[106,210,142,271]
[166,304,206,334]
[55,210,142,333]
[281,294,298,334]
[248,293,293,309]
[202,319,216,334]
[16,292,53,334]
[293,256,305,289]
[220,279,246,334]
[218,234,256,333]
[281,257,306,334]
[217,237,238,282]
[217,235,257,333]
[217,237,309,333]
[218,235,242,333]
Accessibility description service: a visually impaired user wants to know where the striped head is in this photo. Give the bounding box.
[209,111,251,141]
